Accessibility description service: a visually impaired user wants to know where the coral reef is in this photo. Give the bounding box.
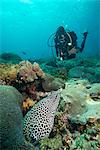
[0,64,19,85]
[40,134,63,150]
[0,57,100,150]
[33,62,45,78]
[22,97,37,115]
[18,61,45,83]
[0,60,45,85]
[42,73,65,92]
[41,57,100,83]
[90,92,100,101]
[19,61,36,82]
[38,79,100,150]
[59,79,100,124]
[0,52,22,64]
[0,85,35,150]
[0,61,64,115]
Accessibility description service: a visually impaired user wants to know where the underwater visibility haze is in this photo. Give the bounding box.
[0,0,100,150]
[1,0,100,59]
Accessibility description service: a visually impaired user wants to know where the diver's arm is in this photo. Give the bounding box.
[80,31,88,52]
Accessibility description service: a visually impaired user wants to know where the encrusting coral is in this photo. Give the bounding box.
[38,79,100,150]
[22,98,36,111]
[0,64,19,85]
[0,57,100,150]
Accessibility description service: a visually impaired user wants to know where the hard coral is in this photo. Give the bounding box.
[18,61,45,83]
[39,80,100,150]
[0,79,6,85]
[0,52,22,63]
[23,98,36,111]
[0,64,19,85]
[19,61,37,82]
[42,73,65,92]
[33,62,45,78]
[24,83,47,101]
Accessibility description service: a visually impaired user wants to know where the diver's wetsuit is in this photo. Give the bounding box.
[54,26,88,60]
[54,26,68,59]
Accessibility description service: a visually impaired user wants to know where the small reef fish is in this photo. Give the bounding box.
[22,51,27,55]
[23,90,61,144]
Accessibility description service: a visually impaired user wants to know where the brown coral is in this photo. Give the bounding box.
[0,61,45,85]
[18,61,45,83]
[25,83,48,101]
[23,98,36,112]
[19,61,37,82]
[33,62,45,78]
[0,64,19,85]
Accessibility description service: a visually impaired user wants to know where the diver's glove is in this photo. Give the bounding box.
[56,56,63,61]
[56,56,60,61]
[83,31,88,37]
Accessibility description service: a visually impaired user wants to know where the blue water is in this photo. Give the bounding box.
[1,0,100,60]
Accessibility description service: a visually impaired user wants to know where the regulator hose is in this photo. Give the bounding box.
[47,32,55,47]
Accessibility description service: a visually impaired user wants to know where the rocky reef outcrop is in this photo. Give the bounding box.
[42,73,65,92]
[41,57,100,83]
[18,61,45,83]
[0,85,35,150]
[60,79,100,124]
[0,52,22,64]
[0,61,65,115]
[0,57,100,150]
[38,79,100,150]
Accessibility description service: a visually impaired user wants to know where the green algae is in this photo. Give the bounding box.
[40,134,63,150]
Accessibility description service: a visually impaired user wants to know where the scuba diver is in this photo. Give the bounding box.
[47,26,88,60]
